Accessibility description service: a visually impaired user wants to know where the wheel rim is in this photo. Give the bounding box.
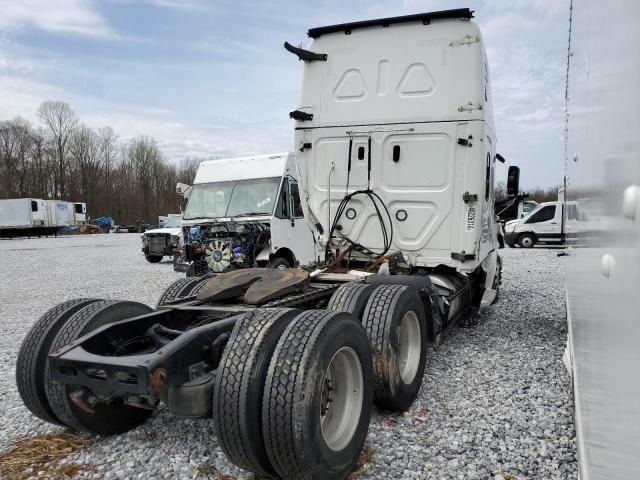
[398,311,421,384]
[521,236,533,247]
[320,346,363,451]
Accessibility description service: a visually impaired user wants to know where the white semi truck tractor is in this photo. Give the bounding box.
[15,9,517,480]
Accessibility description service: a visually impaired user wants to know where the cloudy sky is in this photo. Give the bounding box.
[0,0,569,189]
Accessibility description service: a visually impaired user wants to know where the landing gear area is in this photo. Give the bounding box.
[15,264,492,479]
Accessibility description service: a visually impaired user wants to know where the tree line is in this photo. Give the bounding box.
[0,101,202,225]
[2,100,562,224]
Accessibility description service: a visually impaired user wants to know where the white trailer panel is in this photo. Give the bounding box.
[0,198,47,228]
[565,0,640,478]
[46,200,72,228]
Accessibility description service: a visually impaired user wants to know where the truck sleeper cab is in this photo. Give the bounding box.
[291,8,504,292]
[16,9,514,480]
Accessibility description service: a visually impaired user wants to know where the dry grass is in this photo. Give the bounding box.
[347,445,375,479]
[0,433,96,480]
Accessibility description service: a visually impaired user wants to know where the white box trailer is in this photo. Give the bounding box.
[564,0,640,477]
[0,198,87,236]
[0,198,56,237]
[45,200,73,229]
[0,198,47,229]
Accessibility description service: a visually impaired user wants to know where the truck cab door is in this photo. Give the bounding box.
[270,178,294,255]
[546,205,562,237]
[270,178,318,266]
[289,180,317,265]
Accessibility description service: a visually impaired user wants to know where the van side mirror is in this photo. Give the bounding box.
[176,183,190,196]
[507,166,520,196]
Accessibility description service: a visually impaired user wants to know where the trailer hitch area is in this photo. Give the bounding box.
[197,268,310,305]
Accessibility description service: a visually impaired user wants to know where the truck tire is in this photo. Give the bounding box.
[267,257,290,270]
[15,298,100,426]
[263,310,373,480]
[518,233,536,248]
[362,285,428,411]
[326,282,376,321]
[156,277,203,308]
[213,308,300,477]
[45,300,154,434]
[145,254,163,263]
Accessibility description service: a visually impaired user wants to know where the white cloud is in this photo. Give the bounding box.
[0,0,113,37]
[0,74,62,120]
[142,0,202,9]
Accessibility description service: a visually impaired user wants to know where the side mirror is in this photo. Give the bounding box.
[176,183,190,196]
[507,166,520,196]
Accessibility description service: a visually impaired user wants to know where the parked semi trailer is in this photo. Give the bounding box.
[0,199,89,238]
[564,0,640,478]
[15,9,513,479]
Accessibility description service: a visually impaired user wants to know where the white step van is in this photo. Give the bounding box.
[176,152,318,275]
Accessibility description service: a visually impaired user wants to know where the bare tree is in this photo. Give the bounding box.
[30,127,49,198]
[11,117,33,196]
[37,101,78,199]
[97,126,118,217]
[0,120,18,197]
[177,157,203,185]
[494,181,507,202]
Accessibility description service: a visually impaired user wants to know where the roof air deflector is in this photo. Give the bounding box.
[307,9,474,38]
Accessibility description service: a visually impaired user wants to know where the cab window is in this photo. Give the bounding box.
[290,182,304,218]
[526,205,556,224]
[274,179,291,219]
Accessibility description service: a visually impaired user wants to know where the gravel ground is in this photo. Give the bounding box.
[0,234,576,479]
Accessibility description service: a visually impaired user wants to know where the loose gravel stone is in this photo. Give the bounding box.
[0,235,577,479]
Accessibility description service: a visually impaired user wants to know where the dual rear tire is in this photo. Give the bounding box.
[328,282,429,411]
[16,299,155,434]
[213,308,373,480]
[215,283,429,478]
